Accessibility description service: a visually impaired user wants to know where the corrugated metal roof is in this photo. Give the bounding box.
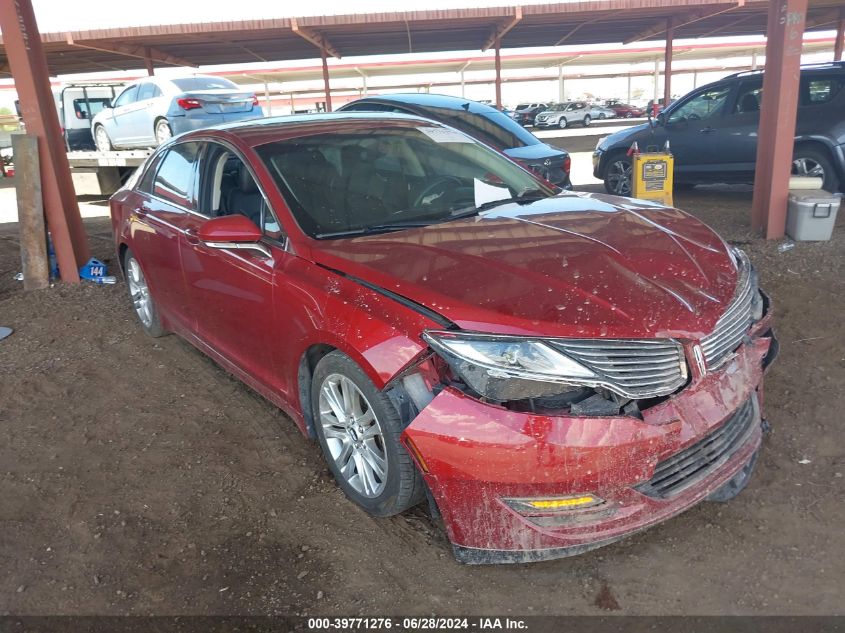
[1,0,843,76]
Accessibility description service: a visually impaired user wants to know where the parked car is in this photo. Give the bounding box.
[53,83,124,150]
[112,112,777,563]
[534,101,595,128]
[512,102,548,126]
[90,75,263,151]
[609,103,645,118]
[594,63,845,195]
[338,94,570,187]
[586,104,618,120]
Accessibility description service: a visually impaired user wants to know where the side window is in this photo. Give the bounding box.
[137,83,158,101]
[113,85,139,108]
[733,81,762,114]
[668,85,732,123]
[136,153,165,195]
[802,77,843,105]
[152,142,201,208]
[199,143,282,240]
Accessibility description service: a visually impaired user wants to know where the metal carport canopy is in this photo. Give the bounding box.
[1,0,844,75]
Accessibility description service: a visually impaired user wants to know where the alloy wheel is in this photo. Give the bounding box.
[607,159,633,195]
[155,120,172,145]
[95,127,111,152]
[319,373,388,498]
[126,256,153,328]
[792,156,825,180]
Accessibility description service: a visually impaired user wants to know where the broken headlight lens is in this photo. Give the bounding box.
[422,331,598,401]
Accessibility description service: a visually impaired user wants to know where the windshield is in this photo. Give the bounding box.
[171,77,239,91]
[256,125,557,239]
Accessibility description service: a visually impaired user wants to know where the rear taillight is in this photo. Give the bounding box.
[563,156,572,174]
[176,97,202,111]
[251,95,259,107]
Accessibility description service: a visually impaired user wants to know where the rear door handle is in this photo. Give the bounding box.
[700,126,715,134]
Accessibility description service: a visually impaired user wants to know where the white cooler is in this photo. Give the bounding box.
[786,190,841,241]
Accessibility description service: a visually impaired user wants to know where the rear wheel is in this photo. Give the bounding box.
[154,119,172,145]
[94,125,113,152]
[123,249,166,338]
[312,351,424,517]
[598,113,606,120]
[583,115,592,127]
[792,148,840,192]
[625,112,634,118]
[604,152,633,196]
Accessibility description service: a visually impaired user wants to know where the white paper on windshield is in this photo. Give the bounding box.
[474,178,512,207]
[417,126,473,143]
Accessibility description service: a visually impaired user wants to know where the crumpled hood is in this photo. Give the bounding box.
[309,192,739,339]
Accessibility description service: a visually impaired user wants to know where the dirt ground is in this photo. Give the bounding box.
[1,185,843,616]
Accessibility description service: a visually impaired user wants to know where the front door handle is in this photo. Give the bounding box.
[185,228,200,245]
[700,126,715,134]
[136,205,151,218]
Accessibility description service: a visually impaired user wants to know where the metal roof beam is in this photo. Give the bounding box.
[554,17,601,46]
[623,1,745,44]
[290,17,341,59]
[805,8,841,29]
[482,7,522,52]
[64,35,197,68]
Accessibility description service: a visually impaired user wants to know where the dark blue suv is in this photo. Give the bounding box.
[593,63,845,195]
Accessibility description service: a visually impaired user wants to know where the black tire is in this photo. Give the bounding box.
[674,182,696,191]
[603,151,633,196]
[94,125,113,152]
[625,112,634,118]
[792,147,840,193]
[583,115,592,127]
[311,350,424,517]
[557,117,568,129]
[123,249,167,338]
[598,113,606,120]
[154,119,173,146]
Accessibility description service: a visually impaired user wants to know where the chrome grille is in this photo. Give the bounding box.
[547,339,687,399]
[701,252,755,370]
[636,396,758,498]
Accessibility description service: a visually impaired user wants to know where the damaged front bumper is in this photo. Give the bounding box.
[401,318,777,564]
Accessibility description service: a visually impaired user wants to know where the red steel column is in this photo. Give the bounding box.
[321,48,333,112]
[835,9,844,61]
[751,0,808,239]
[494,37,502,109]
[144,49,155,76]
[663,18,674,107]
[0,0,88,282]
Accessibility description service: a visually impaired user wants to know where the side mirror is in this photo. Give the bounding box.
[103,100,113,110]
[198,215,270,257]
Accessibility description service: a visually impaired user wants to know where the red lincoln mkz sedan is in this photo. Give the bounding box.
[111,113,777,564]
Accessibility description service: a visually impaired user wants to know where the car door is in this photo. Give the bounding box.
[134,81,163,145]
[129,142,202,332]
[107,85,145,146]
[178,140,284,392]
[659,84,735,182]
[719,79,763,178]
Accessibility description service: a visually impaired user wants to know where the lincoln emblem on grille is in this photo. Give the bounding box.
[693,344,707,375]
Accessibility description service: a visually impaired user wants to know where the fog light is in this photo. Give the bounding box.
[504,494,604,514]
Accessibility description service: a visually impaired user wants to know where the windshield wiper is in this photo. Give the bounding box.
[315,220,434,239]
[451,187,552,217]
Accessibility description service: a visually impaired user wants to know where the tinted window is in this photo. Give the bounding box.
[152,143,201,208]
[668,85,732,123]
[416,104,541,150]
[72,97,111,119]
[802,77,843,105]
[171,77,238,91]
[137,83,161,100]
[113,85,139,108]
[733,81,762,114]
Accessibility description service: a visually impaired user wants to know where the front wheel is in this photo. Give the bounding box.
[312,351,424,517]
[123,249,166,337]
[154,119,172,145]
[583,115,592,127]
[94,125,113,152]
[557,117,568,129]
[598,113,606,120]
[625,112,634,118]
[604,153,633,196]
[792,148,840,193]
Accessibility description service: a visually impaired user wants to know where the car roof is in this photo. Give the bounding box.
[343,92,502,113]
[723,60,845,82]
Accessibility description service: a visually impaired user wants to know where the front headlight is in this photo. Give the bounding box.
[423,331,598,401]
